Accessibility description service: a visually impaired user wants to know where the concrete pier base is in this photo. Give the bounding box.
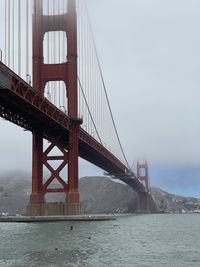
[0,215,116,223]
[136,210,151,214]
[136,192,150,214]
[26,202,84,216]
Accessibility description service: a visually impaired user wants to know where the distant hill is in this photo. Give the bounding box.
[0,171,199,215]
[80,176,137,214]
[0,171,31,215]
[150,187,200,213]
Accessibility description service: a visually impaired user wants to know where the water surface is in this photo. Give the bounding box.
[0,214,200,266]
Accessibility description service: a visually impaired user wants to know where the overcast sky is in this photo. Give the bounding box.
[86,0,200,197]
[1,0,200,197]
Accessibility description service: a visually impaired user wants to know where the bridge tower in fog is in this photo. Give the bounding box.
[136,160,150,213]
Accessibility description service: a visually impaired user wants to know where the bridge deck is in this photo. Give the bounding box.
[0,62,146,192]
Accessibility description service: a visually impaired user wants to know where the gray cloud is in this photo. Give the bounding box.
[87,0,200,166]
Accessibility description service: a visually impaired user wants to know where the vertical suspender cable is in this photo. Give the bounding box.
[61,0,63,111]
[86,16,89,132]
[53,0,55,106]
[81,0,83,118]
[58,1,62,109]
[18,0,21,76]
[81,1,84,122]
[64,0,66,113]
[5,0,7,64]
[80,0,83,119]
[51,2,53,103]
[95,53,98,140]
[78,0,80,116]
[84,1,86,125]
[90,29,94,136]
[77,0,80,116]
[12,0,15,70]
[8,0,10,67]
[84,2,131,168]
[45,0,51,96]
[26,0,29,82]
[61,0,64,112]
[88,21,91,134]
[50,23,53,102]
[79,0,82,117]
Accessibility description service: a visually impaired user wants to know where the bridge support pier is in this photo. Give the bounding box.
[136,192,150,213]
[27,203,84,216]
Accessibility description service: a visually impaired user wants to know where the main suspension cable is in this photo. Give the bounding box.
[83,1,131,169]
[78,77,103,145]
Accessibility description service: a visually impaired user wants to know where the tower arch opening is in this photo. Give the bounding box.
[44,80,68,114]
[43,31,67,64]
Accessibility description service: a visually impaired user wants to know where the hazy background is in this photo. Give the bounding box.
[1,0,200,197]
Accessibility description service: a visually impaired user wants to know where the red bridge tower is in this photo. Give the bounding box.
[136,160,150,213]
[27,0,83,216]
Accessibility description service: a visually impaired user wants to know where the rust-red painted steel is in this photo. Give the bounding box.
[31,132,44,204]
[42,138,68,195]
[0,60,131,176]
[136,161,150,212]
[137,192,150,212]
[66,0,80,203]
[0,61,142,180]
[31,0,82,203]
[137,160,149,189]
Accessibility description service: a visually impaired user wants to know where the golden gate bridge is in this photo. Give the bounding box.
[0,0,152,216]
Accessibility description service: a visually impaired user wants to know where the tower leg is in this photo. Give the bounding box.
[136,192,150,213]
[27,132,45,216]
[67,120,80,203]
[30,132,44,204]
[66,119,84,215]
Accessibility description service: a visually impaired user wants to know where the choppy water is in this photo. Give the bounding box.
[0,214,200,267]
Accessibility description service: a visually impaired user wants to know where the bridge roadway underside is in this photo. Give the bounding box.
[0,62,146,193]
[0,63,145,191]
